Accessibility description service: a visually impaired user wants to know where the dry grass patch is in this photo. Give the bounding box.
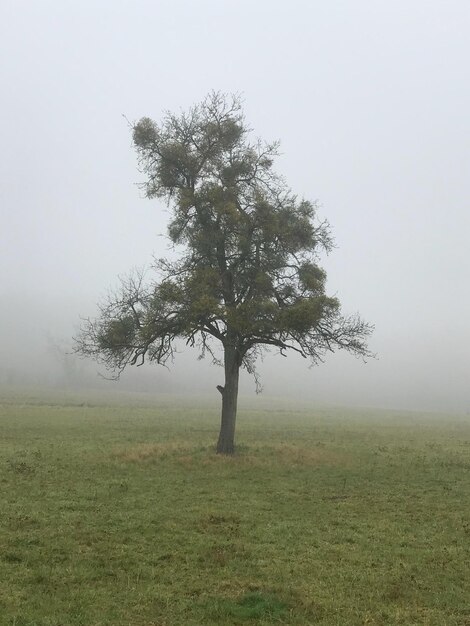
[111,440,349,468]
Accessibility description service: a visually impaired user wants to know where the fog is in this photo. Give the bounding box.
[1,1,469,412]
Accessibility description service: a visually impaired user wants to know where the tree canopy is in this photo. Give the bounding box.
[75,92,373,453]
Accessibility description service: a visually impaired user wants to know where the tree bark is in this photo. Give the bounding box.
[216,344,240,454]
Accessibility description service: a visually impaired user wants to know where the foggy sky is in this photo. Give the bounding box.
[1,1,469,412]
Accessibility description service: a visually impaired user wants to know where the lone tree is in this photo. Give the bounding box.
[75,93,372,454]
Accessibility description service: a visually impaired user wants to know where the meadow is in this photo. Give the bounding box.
[0,388,469,625]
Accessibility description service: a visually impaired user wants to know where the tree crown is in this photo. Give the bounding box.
[76,93,372,385]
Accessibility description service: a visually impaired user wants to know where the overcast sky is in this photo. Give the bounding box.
[1,0,469,411]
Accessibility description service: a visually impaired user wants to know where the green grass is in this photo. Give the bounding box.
[0,388,469,625]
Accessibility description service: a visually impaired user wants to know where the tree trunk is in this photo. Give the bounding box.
[216,344,240,454]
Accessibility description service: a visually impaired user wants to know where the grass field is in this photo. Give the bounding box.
[1,388,469,625]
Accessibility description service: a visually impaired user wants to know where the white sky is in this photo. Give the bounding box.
[1,1,469,411]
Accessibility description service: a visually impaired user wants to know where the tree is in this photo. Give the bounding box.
[75,92,373,454]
